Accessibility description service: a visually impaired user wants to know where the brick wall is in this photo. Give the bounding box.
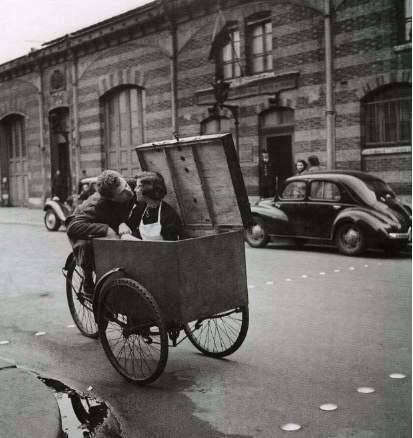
[0,0,411,205]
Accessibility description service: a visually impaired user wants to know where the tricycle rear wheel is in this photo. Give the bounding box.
[184,305,249,358]
[66,259,98,338]
[97,278,168,385]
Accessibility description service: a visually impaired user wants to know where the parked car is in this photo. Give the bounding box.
[245,171,412,256]
[43,176,98,231]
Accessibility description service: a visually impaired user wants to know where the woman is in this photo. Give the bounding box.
[122,172,182,241]
[295,159,308,175]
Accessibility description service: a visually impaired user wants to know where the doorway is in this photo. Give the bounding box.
[49,108,71,200]
[265,135,293,191]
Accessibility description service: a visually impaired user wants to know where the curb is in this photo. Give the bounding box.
[0,358,63,438]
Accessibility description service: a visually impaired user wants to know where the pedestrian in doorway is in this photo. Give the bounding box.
[259,150,276,198]
[307,155,321,172]
[295,159,308,175]
[51,169,65,200]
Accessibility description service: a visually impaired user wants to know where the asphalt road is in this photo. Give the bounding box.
[0,223,411,438]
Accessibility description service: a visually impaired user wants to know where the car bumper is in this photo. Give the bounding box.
[389,227,412,241]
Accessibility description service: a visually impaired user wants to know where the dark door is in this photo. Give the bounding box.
[49,108,71,200]
[57,143,70,201]
[305,180,344,239]
[266,135,293,192]
[270,180,308,237]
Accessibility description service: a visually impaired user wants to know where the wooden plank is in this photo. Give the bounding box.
[135,133,252,231]
[177,231,248,323]
[222,135,253,228]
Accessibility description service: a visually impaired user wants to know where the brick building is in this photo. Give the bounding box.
[0,0,411,207]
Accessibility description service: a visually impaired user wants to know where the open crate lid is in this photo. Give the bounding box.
[135,133,252,233]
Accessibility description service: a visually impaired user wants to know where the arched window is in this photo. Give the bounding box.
[102,86,144,177]
[362,84,411,148]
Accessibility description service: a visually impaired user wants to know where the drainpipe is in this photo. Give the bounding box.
[170,17,179,135]
[70,50,80,198]
[37,63,47,203]
[325,0,336,169]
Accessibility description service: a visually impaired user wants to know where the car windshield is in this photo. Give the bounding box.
[364,179,396,202]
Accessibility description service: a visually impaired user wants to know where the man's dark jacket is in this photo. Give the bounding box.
[66,192,134,240]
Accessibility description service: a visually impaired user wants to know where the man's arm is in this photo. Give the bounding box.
[66,204,109,240]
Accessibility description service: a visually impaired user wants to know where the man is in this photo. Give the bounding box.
[259,149,276,198]
[307,155,321,172]
[52,169,65,200]
[65,170,134,297]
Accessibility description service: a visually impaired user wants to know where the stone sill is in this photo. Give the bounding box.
[393,42,412,52]
[361,145,411,156]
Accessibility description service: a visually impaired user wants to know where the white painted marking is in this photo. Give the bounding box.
[349,267,355,270]
[67,324,76,328]
[364,265,369,267]
[301,275,308,278]
[281,423,301,431]
[266,281,274,285]
[248,285,255,289]
[334,269,340,272]
[286,279,292,282]
[0,341,10,345]
[357,387,375,394]
[320,403,338,411]
[319,272,326,275]
[390,373,406,379]
[35,332,46,336]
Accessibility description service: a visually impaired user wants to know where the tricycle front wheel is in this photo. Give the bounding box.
[184,306,249,358]
[97,278,168,385]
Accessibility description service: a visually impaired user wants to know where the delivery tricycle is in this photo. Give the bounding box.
[63,134,252,385]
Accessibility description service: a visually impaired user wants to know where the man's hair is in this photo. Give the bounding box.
[96,170,122,198]
[308,155,320,166]
[137,172,167,201]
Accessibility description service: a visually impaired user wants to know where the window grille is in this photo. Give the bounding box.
[248,20,273,74]
[222,29,241,79]
[363,85,412,147]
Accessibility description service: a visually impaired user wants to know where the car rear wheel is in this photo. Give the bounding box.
[244,216,270,248]
[44,209,61,231]
[335,223,367,256]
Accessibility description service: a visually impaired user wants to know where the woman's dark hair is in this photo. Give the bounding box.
[137,173,167,201]
[296,159,308,170]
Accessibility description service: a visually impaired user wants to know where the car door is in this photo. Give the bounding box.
[270,180,308,237]
[305,180,343,239]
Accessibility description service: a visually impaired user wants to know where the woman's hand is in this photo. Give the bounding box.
[118,222,132,236]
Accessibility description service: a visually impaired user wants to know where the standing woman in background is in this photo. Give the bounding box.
[295,159,308,175]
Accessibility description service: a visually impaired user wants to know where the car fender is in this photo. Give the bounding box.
[92,267,127,319]
[250,202,289,232]
[332,207,394,242]
[43,200,67,222]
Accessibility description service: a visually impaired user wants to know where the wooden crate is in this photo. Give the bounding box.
[94,230,248,325]
[94,134,252,325]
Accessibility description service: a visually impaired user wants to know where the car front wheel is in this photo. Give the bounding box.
[44,209,61,231]
[335,223,367,256]
[245,216,270,248]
